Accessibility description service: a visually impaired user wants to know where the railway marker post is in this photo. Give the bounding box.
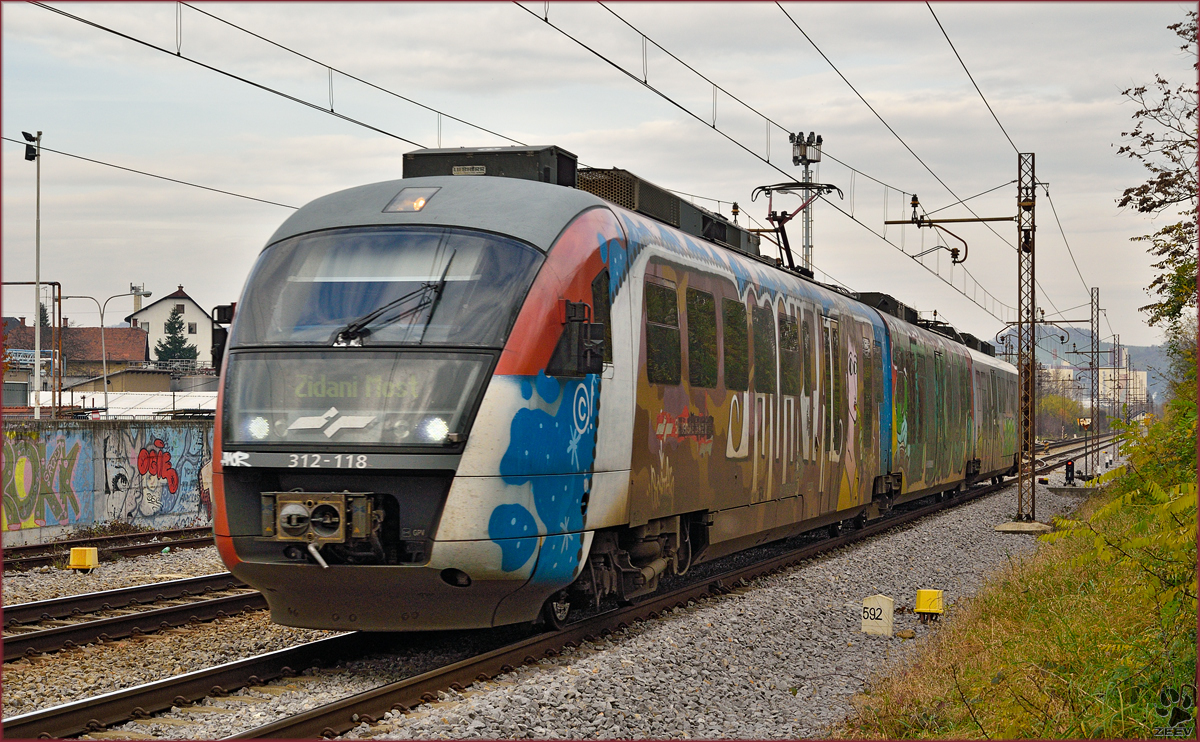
[861,594,894,637]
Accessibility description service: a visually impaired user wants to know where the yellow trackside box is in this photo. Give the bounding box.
[67,547,99,570]
[915,589,944,615]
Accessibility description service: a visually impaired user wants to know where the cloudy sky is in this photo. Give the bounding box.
[3,2,1193,349]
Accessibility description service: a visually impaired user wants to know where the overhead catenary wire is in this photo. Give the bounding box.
[2,136,299,209]
[34,0,745,210]
[178,2,527,147]
[32,1,427,148]
[926,180,1016,216]
[819,193,1014,321]
[925,3,1019,154]
[596,1,908,195]
[775,2,1067,320]
[1043,189,1095,299]
[522,2,1014,322]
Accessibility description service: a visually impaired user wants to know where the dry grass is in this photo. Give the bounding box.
[835,492,1196,739]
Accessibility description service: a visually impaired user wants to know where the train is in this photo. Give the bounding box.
[212,145,1018,632]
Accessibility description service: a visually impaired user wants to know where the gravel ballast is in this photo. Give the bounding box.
[10,467,1106,739]
[337,475,1095,740]
[3,545,229,605]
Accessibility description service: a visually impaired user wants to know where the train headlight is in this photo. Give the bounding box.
[421,416,450,442]
[383,186,440,213]
[247,416,271,440]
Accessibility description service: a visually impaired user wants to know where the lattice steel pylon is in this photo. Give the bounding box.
[1089,287,1100,477]
[1016,153,1037,521]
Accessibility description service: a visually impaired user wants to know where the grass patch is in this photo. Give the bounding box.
[836,486,1196,739]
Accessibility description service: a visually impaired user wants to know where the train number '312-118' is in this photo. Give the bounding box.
[288,453,369,469]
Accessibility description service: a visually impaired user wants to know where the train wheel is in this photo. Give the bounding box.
[853,511,868,530]
[828,521,844,538]
[542,591,572,630]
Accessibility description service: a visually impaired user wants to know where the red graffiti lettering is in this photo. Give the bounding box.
[654,411,715,442]
[137,443,180,494]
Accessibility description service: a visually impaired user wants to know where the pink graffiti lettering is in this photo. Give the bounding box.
[137,439,180,494]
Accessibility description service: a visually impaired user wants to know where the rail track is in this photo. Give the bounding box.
[4,434,1111,740]
[4,526,215,571]
[2,573,262,662]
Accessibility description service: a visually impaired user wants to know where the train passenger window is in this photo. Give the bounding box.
[779,314,800,396]
[591,269,613,363]
[752,305,776,393]
[722,299,749,391]
[645,282,680,385]
[686,288,718,388]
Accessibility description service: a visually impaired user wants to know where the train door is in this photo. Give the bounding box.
[591,226,634,477]
[778,306,802,498]
[821,314,842,510]
[800,305,818,507]
[751,301,778,502]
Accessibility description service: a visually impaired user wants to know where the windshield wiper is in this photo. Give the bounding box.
[417,251,456,344]
[332,285,431,346]
[331,250,456,346]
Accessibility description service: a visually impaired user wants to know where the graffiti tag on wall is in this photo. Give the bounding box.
[2,431,90,530]
[1,422,214,535]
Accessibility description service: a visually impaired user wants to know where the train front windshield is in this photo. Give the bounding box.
[223,226,543,447]
[230,226,543,347]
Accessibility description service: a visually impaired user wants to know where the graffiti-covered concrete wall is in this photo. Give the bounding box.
[2,420,213,547]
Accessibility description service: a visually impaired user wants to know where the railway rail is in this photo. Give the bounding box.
[4,434,1111,740]
[3,574,262,662]
[4,526,215,571]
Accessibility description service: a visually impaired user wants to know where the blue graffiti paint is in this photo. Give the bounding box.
[487,504,538,571]
[489,371,600,578]
[599,234,629,303]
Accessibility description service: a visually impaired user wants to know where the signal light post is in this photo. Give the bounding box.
[23,131,42,418]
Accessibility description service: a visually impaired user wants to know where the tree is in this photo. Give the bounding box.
[1117,11,1198,328]
[154,307,199,361]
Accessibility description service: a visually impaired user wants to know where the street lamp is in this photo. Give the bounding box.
[65,288,152,417]
[23,130,42,418]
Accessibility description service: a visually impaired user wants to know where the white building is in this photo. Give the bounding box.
[125,285,215,367]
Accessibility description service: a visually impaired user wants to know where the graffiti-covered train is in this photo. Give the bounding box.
[213,146,1018,631]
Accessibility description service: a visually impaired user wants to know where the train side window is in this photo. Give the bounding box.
[779,313,800,396]
[591,269,613,363]
[752,305,776,393]
[645,281,680,384]
[722,298,749,391]
[686,288,718,388]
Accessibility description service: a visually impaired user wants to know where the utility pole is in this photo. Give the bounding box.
[1015,153,1036,521]
[1089,287,1100,477]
